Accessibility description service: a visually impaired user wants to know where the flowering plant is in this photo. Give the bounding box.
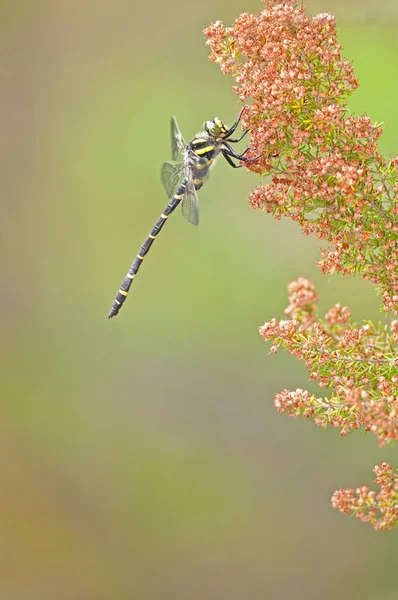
[205,0,398,530]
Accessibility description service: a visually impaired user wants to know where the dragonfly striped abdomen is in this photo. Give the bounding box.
[108,108,256,319]
[107,181,187,318]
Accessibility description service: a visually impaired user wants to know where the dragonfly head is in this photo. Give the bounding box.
[204,117,229,138]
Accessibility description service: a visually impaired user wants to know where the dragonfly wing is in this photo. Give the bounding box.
[171,116,186,161]
[181,176,200,226]
[161,161,186,199]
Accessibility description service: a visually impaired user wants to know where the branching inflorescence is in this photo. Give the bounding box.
[331,463,398,531]
[205,0,398,530]
[205,0,398,313]
[259,277,398,447]
[260,277,398,529]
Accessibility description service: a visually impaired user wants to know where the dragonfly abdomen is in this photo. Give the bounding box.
[107,180,187,318]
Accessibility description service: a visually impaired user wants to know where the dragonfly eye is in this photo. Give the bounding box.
[204,117,226,137]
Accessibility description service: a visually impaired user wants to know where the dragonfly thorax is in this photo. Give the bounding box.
[188,133,223,173]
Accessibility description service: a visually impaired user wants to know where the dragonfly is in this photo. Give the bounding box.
[108,107,256,319]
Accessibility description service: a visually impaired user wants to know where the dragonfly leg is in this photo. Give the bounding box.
[221,149,243,169]
[224,106,247,138]
[242,153,261,163]
[222,142,251,160]
[222,145,261,166]
[226,129,249,144]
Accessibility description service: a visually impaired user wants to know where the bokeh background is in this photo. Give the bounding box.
[2,0,398,597]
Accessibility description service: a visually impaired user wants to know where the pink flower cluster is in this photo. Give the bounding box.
[206,0,398,530]
[331,463,398,531]
[260,277,398,528]
[259,278,398,447]
[205,0,398,314]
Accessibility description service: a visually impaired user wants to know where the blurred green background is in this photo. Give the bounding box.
[2,0,398,597]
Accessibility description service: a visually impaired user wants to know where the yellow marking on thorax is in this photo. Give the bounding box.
[192,138,208,145]
[119,290,128,297]
[195,145,214,156]
[196,158,212,170]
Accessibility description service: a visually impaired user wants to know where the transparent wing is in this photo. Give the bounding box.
[161,161,186,199]
[171,116,186,162]
[181,191,200,226]
[181,174,200,226]
[161,161,199,225]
